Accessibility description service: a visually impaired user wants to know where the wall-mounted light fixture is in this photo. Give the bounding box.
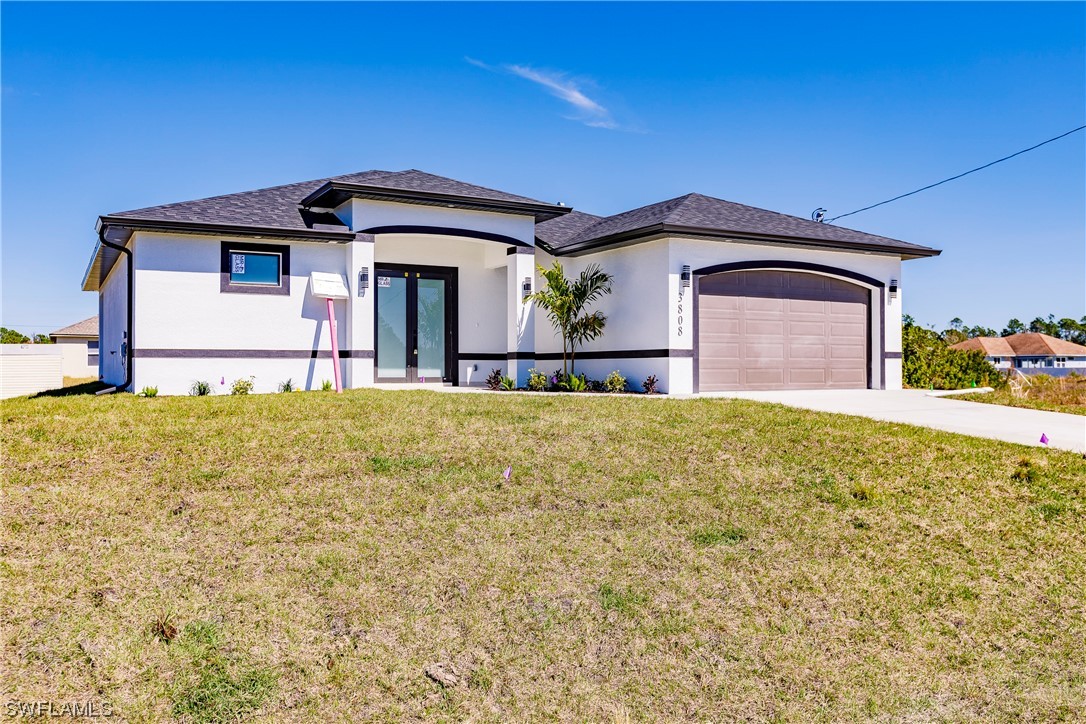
[681,265,692,288]
[522,277,533,300]
[358,268,369,296]
[889,278,899,300]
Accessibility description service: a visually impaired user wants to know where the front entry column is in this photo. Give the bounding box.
[345,234,375,388]
[506,247,536,387]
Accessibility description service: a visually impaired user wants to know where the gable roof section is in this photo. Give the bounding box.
[949,336,1015,356]
[537,192,939,258]
[50,316,98,339]
[1004,333,1086,356]
[534,209,604,248]
[950,333,1086,357]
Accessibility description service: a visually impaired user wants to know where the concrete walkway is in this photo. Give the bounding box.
[693,389,1086,453]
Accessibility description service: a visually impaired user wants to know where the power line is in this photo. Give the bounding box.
[822,125,1086,224]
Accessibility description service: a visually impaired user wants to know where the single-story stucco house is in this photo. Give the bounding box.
[951,333,1086,377]
[48,315,100,379]
[82,169,940,395]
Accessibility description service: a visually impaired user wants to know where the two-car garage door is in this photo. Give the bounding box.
[697,270,869,391]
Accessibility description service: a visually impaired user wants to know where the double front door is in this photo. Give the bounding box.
[375,265,457,383]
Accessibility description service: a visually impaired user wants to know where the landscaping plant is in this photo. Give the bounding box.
[529,260,613,378]
[189,380,213,396]
[277,379,295,393]
[602,370,627,393]
[230,377,255,395]
[499,375,517,391]
[485,368,503,391]
[320,379,333,392]
[139,386,159,398]
[526,368,548,392]
[642,375,659,394]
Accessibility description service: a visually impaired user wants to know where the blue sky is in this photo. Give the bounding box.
[2,1,1083,335]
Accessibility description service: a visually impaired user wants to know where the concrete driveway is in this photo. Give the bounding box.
[694,389,1086,453]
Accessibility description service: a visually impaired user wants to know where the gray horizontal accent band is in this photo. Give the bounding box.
[506,246,537,255]
[535,348,694,361]
[882,351,903,359]
[134,349,374,359]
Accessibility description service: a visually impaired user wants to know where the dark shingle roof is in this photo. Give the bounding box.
[108,169,559,232]
[104,171,938,258]
[534,209,603,247]
[538,192,937,257]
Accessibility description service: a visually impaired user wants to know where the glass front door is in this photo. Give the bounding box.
[375,266,456,382]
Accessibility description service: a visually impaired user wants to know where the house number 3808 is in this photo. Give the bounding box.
[677,289,685,337]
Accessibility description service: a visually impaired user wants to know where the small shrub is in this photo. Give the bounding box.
[566,374,588,392]
[500,375,517,391]
[603,370,627,393]
[320,379,333,392]
[642,375,659,394]
[277,378,295,393]
[485,368,503,391]
[189,380,212,396]
[230,377,255,395]
[526,368,548,392]
[139,386,158,398]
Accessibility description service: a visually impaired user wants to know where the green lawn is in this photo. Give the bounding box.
[3,389,1084,722]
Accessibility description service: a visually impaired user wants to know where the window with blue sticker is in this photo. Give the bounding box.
[229,252,281,285]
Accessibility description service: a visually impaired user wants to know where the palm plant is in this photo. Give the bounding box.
[530,261,613,378]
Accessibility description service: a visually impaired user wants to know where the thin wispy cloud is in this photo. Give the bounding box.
[467,57,620,130]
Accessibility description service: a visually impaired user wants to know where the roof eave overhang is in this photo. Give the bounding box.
[82,216,358,291]
[300,181,572,222]
[549,223,942,259]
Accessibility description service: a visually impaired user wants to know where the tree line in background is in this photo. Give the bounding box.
[0,327,52,344]
[939,314,1086,345]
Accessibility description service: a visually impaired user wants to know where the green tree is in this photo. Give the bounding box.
[1058,317,1085,344]
[32,334,53,344]
[530,261,614,378]
[0,327,30,344]
[903,317,1003,390]
[1002,318,1026,336]
[1029,315,1060,337]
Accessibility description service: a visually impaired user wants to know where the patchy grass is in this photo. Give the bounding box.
[962,374,1086,416]
[2,388,1085,721]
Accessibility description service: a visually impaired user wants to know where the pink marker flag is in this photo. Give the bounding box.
[502,465,512,481]
[1040,433,1049,446]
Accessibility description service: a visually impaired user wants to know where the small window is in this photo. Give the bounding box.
[87,340,99,351]
[229,251,281,285]
[88,353,100,366]
[220,242,290,295]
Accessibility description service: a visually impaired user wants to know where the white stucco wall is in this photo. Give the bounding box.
[53,337,98,378]
[533,241,672,390]
[131,232,350,394]
[347,199,535,244]
[99,253,129,388]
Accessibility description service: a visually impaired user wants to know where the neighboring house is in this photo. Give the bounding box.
[82,169,940,395]
[951,333,1086,377]
[49,316,100,379]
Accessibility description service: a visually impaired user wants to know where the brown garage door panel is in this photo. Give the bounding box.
[698,270,870,391]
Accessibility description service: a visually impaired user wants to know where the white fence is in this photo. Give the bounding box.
[0,344,63,399]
